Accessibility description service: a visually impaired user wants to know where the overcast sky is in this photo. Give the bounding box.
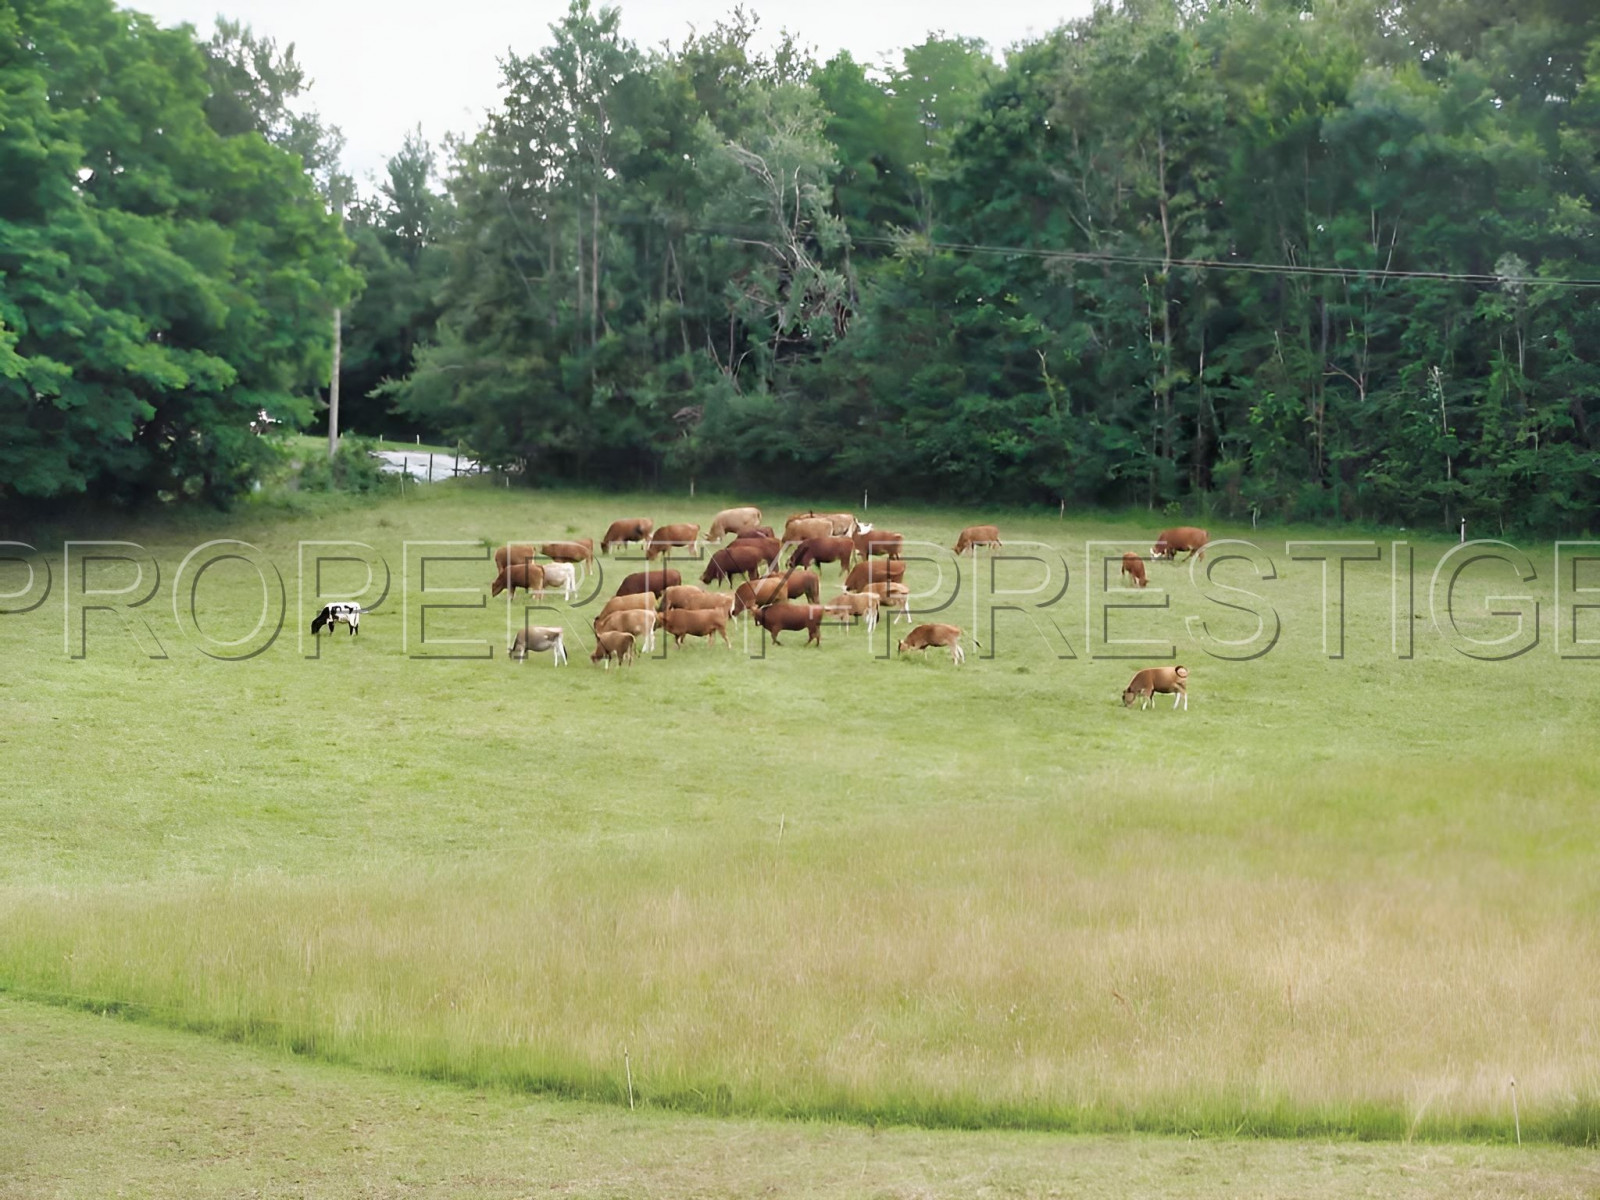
[132,0,1095,184]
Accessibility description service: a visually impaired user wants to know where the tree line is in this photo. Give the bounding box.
[5,0,1600,532]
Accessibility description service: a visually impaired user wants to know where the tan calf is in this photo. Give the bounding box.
[897,622,966,665]
[823,591,880,633]
[1122,665,1189,710]
[863,580,911,623]
[595,608,659,652]
[590,630,636,669]
[1121,552,1148,588]
[953,524,1002,554]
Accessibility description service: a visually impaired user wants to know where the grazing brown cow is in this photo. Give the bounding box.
[601,518,654,554]
[897,622,966,665]
[596,593,655,623]
[755,602,824,646]
[788,536,855,576]
[1123,665,1189,710]
[763,569,819,605]
[594,608,659,652]
[1121,552,1148,589]
[729,534,780,567]
[646,523,701,559]
[661,584,707,610]
[667,590,737,619]
[491,561,545,598]
[787,510,856,535]
[494,543,539,571]
[782,516,833,545]
[1151,527,1208,562]
[509,625,568,665]
[590,630,635,669]
[823,591,879,632]
[663,605,733,648]
[844,559,907,593]
[541,539,595,565]
[708,506,763,540]
[953,524,1002,554]
[701,541,772,587]
[850,523,904,560]
[731,575,790,616]
[615,569,681,598]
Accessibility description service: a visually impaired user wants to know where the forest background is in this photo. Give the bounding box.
[5,0,1599,534]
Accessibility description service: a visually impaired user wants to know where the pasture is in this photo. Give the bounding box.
[3,480,1598,1184]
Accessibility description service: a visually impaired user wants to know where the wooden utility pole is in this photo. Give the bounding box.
[327,305,342,458]
[328,181,346,459]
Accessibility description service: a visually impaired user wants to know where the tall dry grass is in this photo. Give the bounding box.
[5,783,1596,1139]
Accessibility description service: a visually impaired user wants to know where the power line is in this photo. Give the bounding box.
[844,232,1600,290]
[510,202,1600,289]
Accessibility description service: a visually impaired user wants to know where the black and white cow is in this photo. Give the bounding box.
[310,602,371,636]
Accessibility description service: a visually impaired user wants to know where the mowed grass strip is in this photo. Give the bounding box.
[4,483,1598,1139]
[9,996,1599,1200]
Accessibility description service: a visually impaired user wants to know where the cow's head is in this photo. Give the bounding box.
[1150,541,1170,560]
[856,522,874,535]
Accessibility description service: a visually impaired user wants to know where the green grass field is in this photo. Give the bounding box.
[3,480,1598,1188]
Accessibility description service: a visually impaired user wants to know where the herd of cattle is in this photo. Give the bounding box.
[312,506,1208,708]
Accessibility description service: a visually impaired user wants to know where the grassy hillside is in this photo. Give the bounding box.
[2,480,1596,1141]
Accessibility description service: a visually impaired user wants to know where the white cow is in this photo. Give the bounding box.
[510,626,568,665]
[538,561,579,601]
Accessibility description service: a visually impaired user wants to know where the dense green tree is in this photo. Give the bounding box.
[0,0,355,506]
